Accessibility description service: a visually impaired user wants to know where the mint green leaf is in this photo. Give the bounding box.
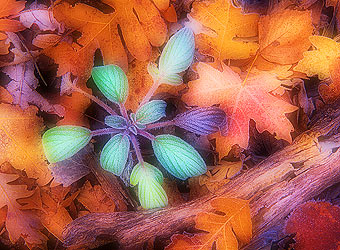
[42,126,91,163]
[105,115,127,129]
[159,27,194,75]
[130,162,163,185]
[91,65,128,104]
[152,134,206,180]
[100,133,130,176]
[135,100,167,125]
[130,162,167,209]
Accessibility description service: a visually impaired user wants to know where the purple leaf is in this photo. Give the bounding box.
[173,107,227,135]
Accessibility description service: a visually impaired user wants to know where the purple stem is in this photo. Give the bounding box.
[90,128,122,136]
[119,103,129,120]
[146,120,175,130]
[73,86,117,116]
[129,134,144,164]
[137,129,155,141]
[138,79,160,108]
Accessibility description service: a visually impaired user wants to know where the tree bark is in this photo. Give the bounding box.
[62,102,340,249]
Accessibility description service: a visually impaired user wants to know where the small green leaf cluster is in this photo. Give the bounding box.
[42,28,226,209]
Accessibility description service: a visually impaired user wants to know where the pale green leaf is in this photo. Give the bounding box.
[42,126,92,163]
[135,100,167,125]
[91,65,129,104]
[152,134,206,180]
[130,162,163,185]
[100,133,130,176]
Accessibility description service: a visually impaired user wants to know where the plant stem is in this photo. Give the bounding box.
[146,120,175,130]
[119,103,129,120]
[138,79,160,108]
[91,128,122,136]
[137,129,155,141]
[129,134,144,164]
[73,86,117,116]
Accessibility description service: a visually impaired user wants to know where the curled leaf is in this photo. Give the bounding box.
[174,107,226,135]
[135,100,167,125]
[42,126,92,163]
[130,162,168,209]
[100,134,130,176]
[105,115,128,129]
[152,135,206,180]
[91,65,129,104]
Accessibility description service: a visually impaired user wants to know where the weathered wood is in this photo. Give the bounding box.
[62,102,340,249]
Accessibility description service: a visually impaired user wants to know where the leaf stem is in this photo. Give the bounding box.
[90,128,121,136]
[73,86,117,116]
[137,129,155,141]
[129,134,144,164]
[146,120,175,130]
[119,103,129,120]
[139,79,161,108]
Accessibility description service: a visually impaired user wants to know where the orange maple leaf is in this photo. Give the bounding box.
[0,0,26,55]
[165,197,252,250]
[319,57,340,103]
[182,63,298,158]
[51,0,167,71]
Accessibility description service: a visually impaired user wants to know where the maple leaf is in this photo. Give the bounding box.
[285,201,340,250]
[182,62,298,158]
[0,0,26,55]
[77,180,116,213]
[0,99,52,185]
[319,57,340,103]
[258,9,313,65]
[188,0,259,62]
[165,197,252,250]
[52,0,167,71]
[3,60,65,116]
[294,36,340,80]
[0,173,47,248]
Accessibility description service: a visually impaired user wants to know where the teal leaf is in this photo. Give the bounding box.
[152,134,206,180]
[130,162,167,209]
[91,65,128,104]
[105,115,127,129]
[100,133,130,176]
[135,100,167,125]
[42,126,92,163]
[158,27,195,75]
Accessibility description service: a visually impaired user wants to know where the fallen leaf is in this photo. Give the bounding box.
[52,0,167,71]
[165,197,252,250]
[0,173,47,248]
[0,101,52,185]
[285,201,340,250]
[3,60,65,116]
[182,62,298,158]
[258,9,313,64]
[189,0,259,62]
[294,36,340,80]
[77,180,116,213]
[319,57,340,103]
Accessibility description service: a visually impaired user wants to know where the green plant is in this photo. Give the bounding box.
[42,28,226,209]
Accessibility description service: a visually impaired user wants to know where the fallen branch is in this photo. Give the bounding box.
[62,101,340,249]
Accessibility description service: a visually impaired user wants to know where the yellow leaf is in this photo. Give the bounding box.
[166,197,252,250]
[189,0,259,62]
[294,36,340,80]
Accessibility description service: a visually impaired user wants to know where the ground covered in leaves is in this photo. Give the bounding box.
[1,0,340,249]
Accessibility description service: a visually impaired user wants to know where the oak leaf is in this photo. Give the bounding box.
[188,0,259,62]
[0,100,52,185]
[52,0,167,71]
[0,173,47,248]
[165,197,252,250]
[258,9,313,65]
[285,201,340,250]
[182,62,297,158]
[294,36,340,80]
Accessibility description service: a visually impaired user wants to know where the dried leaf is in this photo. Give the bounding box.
[0,173,47,247]
[182,62,298,158]
[77,181,116,213]
[166,197,252,250]
[0,103,52,185]
[259,9,313,64]
[294,36,340,80]
[319,57,340,103]
[189,0,259,62]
